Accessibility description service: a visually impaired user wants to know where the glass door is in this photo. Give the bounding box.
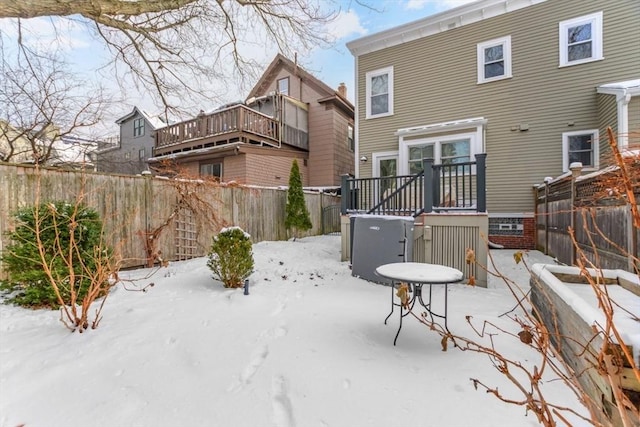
[373,153,398,209]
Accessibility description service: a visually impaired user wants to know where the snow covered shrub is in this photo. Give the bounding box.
[207,227,254,288]
[0,202,110,309]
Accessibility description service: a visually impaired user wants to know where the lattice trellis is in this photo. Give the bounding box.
[175,207,198,261]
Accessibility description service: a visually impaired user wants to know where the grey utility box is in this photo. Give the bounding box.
[351,215,414,285]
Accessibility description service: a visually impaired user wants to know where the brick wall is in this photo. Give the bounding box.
[489,217,536,249]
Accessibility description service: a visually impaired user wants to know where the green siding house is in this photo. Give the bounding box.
[347,0,639,248]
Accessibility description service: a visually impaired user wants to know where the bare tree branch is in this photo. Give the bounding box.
[0,0,338,115]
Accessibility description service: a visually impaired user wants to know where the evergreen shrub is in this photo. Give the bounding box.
[0,202,108,308]
[285,159,312,238]
[207,226,254,288]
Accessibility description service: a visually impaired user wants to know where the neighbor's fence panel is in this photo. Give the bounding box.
[574,204,634,270]
[0,164,338,277]
[535,163,639,272]
[546,199,573,266]
[0,165,155,268]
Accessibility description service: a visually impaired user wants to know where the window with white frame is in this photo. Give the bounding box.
[477,36,512,84]
[277,77,289,96]
[133,118,145,137]
[403,135,474,174]
[559,12,603,67]
[562,130,599,171]
[365,66,393,119]
[347,124,354,152]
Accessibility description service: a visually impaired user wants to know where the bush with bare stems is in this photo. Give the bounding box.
[138,161,226,268]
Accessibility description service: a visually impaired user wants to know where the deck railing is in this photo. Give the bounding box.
[155,105,280,148]
[341,153,486,216]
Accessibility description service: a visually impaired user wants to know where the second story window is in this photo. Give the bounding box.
[347,124,354,152]
[559,12,603,67]
[477,36,512,84]
[365,66,394,119]
[133,118,145,137]
[278,77,289,96]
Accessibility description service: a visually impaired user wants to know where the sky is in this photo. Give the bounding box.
[0,235,608,427]
[0,0,477,137]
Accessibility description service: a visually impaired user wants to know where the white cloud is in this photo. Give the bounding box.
[326,9,368,41]
[405,0,429,10]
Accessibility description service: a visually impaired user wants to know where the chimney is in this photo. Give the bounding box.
[337,83,347,99]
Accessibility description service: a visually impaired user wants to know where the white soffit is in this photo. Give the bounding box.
[395,117,487,137]
[346,0,547,57]
[597,79,640,96]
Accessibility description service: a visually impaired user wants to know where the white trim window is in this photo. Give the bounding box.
[277,77,289,96]
[559,12,603,67]
[477,36,512,84]
[562,129,599,172]
[400,132,479,175]
[396,118,485,175]
[365,66,394,119]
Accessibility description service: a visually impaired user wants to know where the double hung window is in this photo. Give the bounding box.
[559,12,603,67]
[365,66,394,119]
[477,36,512,83]
[277,77,289,96]
[562,130,599,171]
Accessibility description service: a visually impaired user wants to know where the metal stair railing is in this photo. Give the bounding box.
[341,153,486,216]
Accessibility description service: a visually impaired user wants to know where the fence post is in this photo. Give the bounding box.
[475,153,487,213]
[423,158,434,213]
[543,179,549,255]
[341,174,349,214]
[569,162,583,266]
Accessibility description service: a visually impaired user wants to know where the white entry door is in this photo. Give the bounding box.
[372,152,398,204]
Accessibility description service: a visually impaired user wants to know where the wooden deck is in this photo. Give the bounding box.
[154,105,281,156]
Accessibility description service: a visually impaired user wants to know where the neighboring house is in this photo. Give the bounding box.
[346,0,639,249]
[48,135,96,169]
[0,120,95,169]
[149,54,355,187]
[0,119,35,164]
[97,107,167,175]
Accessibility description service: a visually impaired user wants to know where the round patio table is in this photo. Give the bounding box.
[375,262,464,345]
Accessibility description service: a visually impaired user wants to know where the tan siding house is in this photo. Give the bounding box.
[149,54,354,187]
[347,0,640,248]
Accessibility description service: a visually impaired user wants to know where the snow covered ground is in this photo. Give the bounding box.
[0,235,587,427]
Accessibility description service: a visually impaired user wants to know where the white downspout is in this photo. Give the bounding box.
[616,92,631,148]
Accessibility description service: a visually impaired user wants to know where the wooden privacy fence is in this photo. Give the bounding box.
[0,164,339,274]
[534,163,639,272]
